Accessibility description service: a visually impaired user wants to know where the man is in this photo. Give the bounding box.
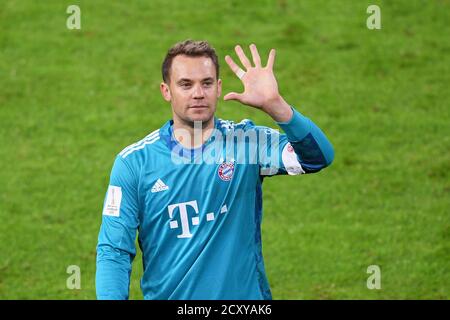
[96,40,334,299]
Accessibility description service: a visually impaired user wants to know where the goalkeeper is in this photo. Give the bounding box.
[96,40,334,299]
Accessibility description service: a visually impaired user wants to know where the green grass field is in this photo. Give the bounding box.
[0,0,449,299]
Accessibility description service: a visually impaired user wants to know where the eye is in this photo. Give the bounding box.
[180,83,192,89]
[203,81,213,87]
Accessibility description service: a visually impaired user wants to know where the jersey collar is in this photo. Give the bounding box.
[159,117,221,159]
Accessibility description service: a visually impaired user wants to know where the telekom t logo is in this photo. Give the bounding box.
[168,200,228,238]
[168,201,199,238]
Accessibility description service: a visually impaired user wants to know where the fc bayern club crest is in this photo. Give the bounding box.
[218,162,235,181]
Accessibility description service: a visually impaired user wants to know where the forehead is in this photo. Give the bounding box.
[170,55,215,81]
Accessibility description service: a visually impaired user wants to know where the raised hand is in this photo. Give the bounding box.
[224,44,292,122]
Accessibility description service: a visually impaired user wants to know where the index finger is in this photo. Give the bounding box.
[235,45,252,69]
[225,55,243,78]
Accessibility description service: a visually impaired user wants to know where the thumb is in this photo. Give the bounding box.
[223,92,244,102]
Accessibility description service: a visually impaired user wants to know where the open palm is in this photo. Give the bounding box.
[224,44,281,111]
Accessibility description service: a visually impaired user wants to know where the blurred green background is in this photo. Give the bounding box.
[0,0,448,299]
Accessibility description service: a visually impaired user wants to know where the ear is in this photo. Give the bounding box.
[160,82,171,102]
[217,78,222,98]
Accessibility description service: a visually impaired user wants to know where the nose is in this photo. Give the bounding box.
[193,84,205,99]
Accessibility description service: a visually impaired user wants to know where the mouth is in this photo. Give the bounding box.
[188,105,209,109]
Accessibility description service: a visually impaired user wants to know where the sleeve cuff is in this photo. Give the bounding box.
[276,106,311,141]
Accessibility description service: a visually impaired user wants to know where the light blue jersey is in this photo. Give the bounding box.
[96,107,334,300]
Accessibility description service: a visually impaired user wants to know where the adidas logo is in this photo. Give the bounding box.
[151,179,169,193]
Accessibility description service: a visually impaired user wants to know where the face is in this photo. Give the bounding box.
[160,55,222,127]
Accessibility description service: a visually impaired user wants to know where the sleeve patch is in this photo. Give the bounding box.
[102,185,122,217]
[281,143,305,175]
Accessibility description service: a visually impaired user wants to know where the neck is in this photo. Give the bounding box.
[172,116,215,149]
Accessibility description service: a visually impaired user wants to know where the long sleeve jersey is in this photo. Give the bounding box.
[96,106,334,299]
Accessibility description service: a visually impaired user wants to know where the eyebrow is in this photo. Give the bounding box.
[176,77,215,84]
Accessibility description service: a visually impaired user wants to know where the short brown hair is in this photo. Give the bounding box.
[162,39,219,83]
